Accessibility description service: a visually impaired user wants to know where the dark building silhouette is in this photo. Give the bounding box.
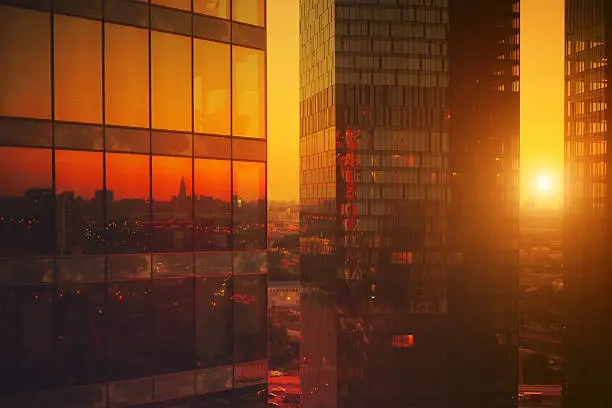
[564,1,612,406]
[299,0,520,407]
[448,1,520,407]
[0,1,267,407]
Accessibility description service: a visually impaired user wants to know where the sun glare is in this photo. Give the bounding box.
[537,175,553,192]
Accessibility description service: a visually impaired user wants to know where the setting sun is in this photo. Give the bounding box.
[537,175,553,192]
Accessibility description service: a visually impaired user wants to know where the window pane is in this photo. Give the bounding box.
[152,0,190,10]
[234,274,266,363]
[0,6,51,119]
[0,147,53,256]
[194,0,229,19]
[233,161,266,250]
[0,285,55,395]
[232,46,265,139]
[194,40,231,135]
[154,278,195,373]
[106,280,154,380]
[232,0,264,26]
[105,23,149,128]
[151,156,193,252]
[106,153,150,253]
[54,15,102,124]
[55,283,107,387]
[195,159,231,250]
[152,31,192,131]
[196,276,233,368]
[56,150,104,255]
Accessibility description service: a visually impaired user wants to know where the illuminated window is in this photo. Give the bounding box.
[105,23,150,128]
[0,6,51,119]
[391,252,413,264]
[194,40,231,135]
[232,0,265,27]
[233,46,266,139]
[391,334,414,348]
[152,32,192,131]
[54,15,102,124]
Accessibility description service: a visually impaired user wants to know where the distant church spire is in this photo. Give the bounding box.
[178,176,187,201]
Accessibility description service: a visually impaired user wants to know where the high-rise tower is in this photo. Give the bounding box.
[300,1,450,406]
[564,1,612,406]
[0,1,268,407]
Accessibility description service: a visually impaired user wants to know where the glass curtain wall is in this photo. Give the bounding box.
[0,1,267,407]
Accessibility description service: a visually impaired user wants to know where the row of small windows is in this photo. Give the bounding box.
[568,80,608,95]
[336,54,447,72]
[570,121,608,136]
[336,4,447,24]
[569,101,608,115]
[337,38,447,56]
[567,39,605,55]
[567,59,608,74]
[0,7,265,139]
[566,141,607,158]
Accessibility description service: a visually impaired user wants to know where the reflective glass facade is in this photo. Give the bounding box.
[299,0,519,407]
[0,1,267,407]
[564,1,612,406]
[300,0,450,406]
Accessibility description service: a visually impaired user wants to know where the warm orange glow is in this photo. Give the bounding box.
[266,0,299,201]
[0,147,51,196]
[106,153,150,201]
[521,0,565,209]
[234,161,265,203]
[267,1,565,207]
[153,156,192,202]
[56,150,102,200]
[195,159,231,201]
[536,174,553,192]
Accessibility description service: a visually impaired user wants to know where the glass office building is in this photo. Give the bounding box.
[0,0,267,407]
[448,1,520,407]
[564,1,612,406]
[299,0,520,407]
[300,0,450,406]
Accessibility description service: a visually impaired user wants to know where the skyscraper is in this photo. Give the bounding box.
[564,1,612,406]
[0,1,267,407]
[299,0,520,407]
[300,1,450,406]
[448,1,520,407]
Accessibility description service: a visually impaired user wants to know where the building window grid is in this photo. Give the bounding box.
[0,1,268,405]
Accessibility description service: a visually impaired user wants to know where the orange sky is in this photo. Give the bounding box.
[266,0,299,202]
[520,0,565,209]
[266,0,566,207]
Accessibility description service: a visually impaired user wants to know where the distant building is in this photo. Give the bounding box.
[564,1,612,406]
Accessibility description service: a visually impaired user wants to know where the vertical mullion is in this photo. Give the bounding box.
[100,8,111,407]
[147,0,155,402]
[229,0,236,389]
[191,0,197,391]
[49,6,59,406]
